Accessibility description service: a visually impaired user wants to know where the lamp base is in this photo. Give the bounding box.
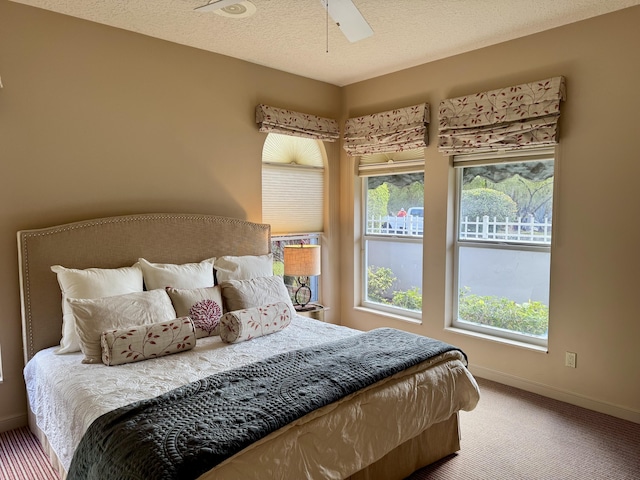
[293,283,312,308]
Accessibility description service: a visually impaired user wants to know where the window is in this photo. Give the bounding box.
[453,149,555,347]
[262,133,326,303]
[361,151,425,318]
[271,234,321,303]
[262,133,324,234]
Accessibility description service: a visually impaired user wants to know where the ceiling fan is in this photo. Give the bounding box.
[195,0,374,43]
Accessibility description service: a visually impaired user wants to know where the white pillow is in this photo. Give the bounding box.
[220,302,293,344]
[219,275,293,312]
[69,289,177,364]
[214,254,273,283]
[50,264,144,354]
[101,317,196,366]
[138,257,215,290]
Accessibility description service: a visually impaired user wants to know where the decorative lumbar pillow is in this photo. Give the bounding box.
[220,302,294,344]
[165,286,224,338]
[219,275,293,312]
[50,264,144,354]
[214,254,273,283]
[69,289,177,364]
[101,317,196,366]
[138,257,215,290]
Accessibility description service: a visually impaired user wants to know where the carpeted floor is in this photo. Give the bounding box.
[407,378,640,480]
[0,427,58,480]
[1,377,638,480]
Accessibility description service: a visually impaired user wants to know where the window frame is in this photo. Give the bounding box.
[261,133,327,305]
[451,148,555,348]
[360,171,424,321]
[272,233,322,304]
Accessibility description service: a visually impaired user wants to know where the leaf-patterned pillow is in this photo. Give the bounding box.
[220,302,293,344]
[166,286,224,338]
[101,317,196,366]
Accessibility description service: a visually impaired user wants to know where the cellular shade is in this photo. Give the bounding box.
[261,133,325,235]
[262,165,323,235]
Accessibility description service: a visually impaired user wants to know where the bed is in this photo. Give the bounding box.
[18,213,480,480]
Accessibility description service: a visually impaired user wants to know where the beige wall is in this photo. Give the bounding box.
[340,7,640,421]
[0,0,638,430]
[0,0,341,430]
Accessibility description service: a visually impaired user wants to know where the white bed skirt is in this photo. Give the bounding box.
[29,407,461,480]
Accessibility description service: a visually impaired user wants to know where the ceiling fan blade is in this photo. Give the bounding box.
[195,0,241,12]
[320,0,373,43]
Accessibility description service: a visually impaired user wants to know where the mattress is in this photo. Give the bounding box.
[24,316,479,479]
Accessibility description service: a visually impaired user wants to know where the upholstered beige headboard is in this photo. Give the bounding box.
[17,213,270,363]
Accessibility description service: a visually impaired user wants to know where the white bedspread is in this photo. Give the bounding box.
[24,317,361,471]
[24,317,480,478]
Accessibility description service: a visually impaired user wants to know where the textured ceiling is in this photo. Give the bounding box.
[10,0,640,86]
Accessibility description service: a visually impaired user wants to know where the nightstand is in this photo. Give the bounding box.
[294,303,327,321]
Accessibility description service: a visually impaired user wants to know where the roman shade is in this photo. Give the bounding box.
[343,103,430,156]
[438,76,566,155]
[256,104,339,142]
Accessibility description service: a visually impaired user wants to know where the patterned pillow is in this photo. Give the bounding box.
[220,302,293,344]
[101,317,196,366]
[165,286,224,338]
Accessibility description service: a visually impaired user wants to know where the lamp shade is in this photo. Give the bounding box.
[284,245,321,277]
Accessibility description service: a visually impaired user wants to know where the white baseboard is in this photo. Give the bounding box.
[0,413,28,433]
[469,365,640,424]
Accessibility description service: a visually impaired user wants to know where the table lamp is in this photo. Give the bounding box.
[284,244,321,308]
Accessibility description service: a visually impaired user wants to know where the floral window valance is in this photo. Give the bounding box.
[256,104,339,142]
[438,77,566,155]
[343,103,430,156]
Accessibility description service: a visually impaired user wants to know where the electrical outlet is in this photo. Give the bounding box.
[565,351,577,368]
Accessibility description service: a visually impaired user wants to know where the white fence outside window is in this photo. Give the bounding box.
[366,215,424,236]
[367,214,551,244]
[460,216,551,244]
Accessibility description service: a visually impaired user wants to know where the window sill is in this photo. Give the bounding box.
[354,306,423,325]
[444,327,548,353]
